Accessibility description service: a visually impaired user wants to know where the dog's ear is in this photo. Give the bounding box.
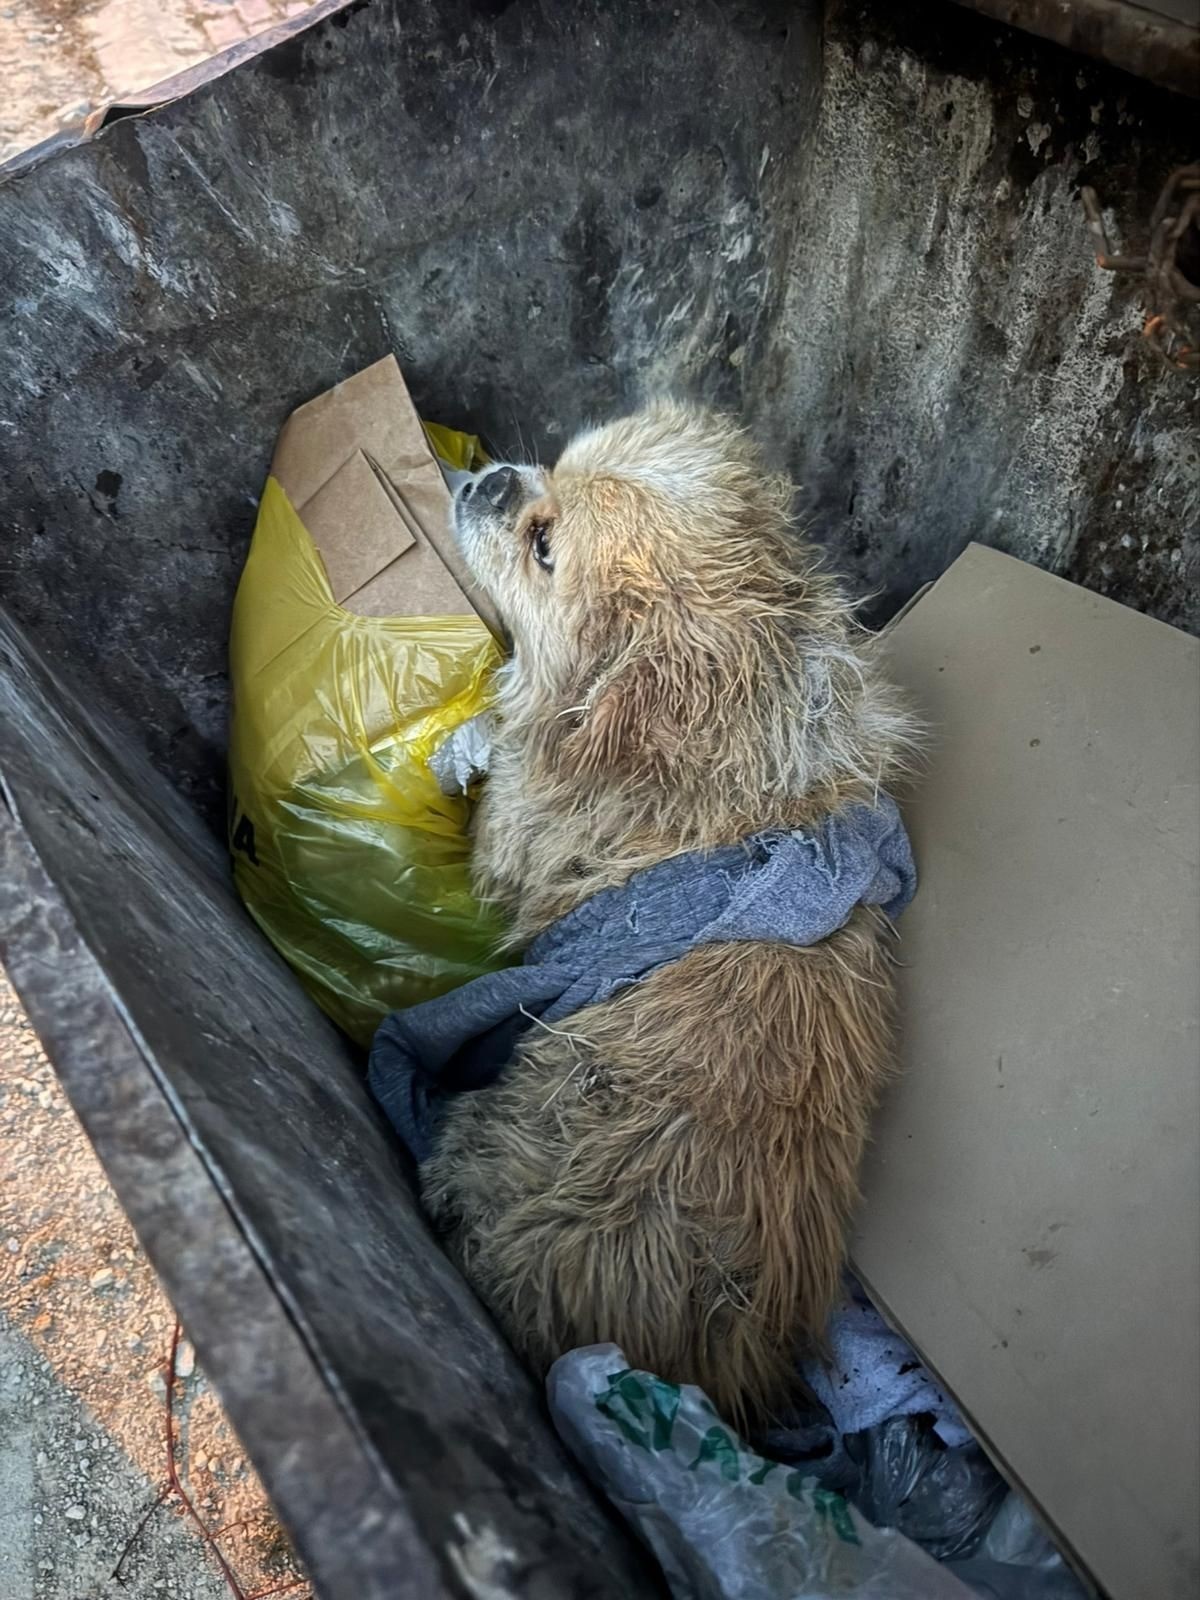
[563,649,688,776]
[559,595,735,779]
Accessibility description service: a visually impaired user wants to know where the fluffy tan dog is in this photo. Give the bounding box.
[422,401,917,1425]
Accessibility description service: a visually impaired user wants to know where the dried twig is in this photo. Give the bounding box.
[1082,164,1200,372]
[112,1487,171,1585]
[161,1319,250,1599]
[112,1319,311,1600]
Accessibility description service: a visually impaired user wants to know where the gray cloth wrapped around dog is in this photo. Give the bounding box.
[369,796,916,1161]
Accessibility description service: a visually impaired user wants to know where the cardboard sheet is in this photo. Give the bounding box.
[270,355,502,636]
[860,544,1200,1599]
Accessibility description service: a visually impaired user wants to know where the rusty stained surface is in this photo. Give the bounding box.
[947,0,1200,99]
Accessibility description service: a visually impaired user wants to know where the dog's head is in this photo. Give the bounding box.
[455,401,859,790]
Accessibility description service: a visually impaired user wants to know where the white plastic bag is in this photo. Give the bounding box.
[428,711,494,796]
[548,1346,978,1600]
[947,1494,1091,1600]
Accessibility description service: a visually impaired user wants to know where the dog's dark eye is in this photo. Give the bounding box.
[529,521,554,572]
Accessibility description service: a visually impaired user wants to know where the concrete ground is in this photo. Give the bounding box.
[0,973,313,1600]
[1,9,319,1595]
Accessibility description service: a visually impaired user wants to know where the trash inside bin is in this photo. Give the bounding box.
[548,1345,982,1600]
[227,359,506,1046]
[547,1345,1091,1600]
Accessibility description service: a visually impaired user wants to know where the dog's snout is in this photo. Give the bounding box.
[479,466,521,513]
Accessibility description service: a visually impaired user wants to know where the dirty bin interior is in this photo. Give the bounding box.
[1,0,1197,1596]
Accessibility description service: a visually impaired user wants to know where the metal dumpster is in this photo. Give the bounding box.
[1,1,1196,1595]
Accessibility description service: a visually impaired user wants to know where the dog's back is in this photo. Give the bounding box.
[423,919,894,1423]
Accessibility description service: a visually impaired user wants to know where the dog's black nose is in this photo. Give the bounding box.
[478,466,520,512]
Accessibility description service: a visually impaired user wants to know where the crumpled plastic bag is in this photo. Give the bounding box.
[427,711,494,797]
[853,1415,1008,1561]
[947,1493,1092,1600]
[227,434,507,1049]
[548,1345,978,1600]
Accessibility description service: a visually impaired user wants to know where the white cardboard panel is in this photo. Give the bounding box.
[860,544,1200,1600]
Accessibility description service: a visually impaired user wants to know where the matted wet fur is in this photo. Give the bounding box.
[422,401,918,1426]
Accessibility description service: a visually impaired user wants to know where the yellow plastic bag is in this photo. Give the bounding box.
[228,454,506,1049]
[422,420,487,472]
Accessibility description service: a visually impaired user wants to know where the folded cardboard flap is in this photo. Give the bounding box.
[297,449,414,605]
[270,355,502,636]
